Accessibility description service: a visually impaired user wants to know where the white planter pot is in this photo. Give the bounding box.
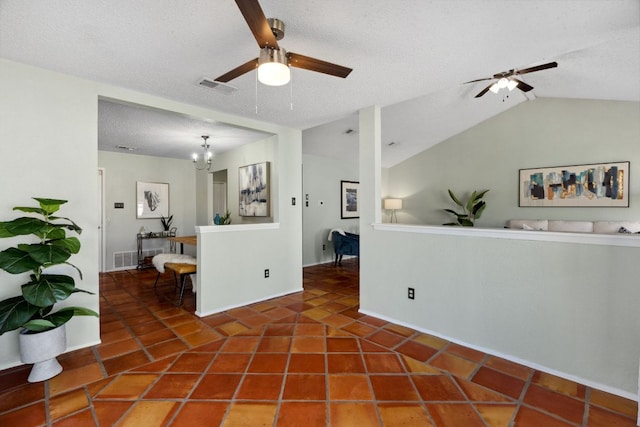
[19,324,67,382]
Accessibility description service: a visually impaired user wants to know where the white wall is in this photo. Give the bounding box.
[98,151,198,269]
[385,98,640,227]
[364,227,640,397]
[360,99,640,398]
[0,59,101,368]
[302,154,359,266]
[196,129,303,316]
[0,58,302,370]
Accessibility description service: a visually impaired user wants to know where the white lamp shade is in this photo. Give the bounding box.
[497,77,509,89]
[258,62,290,86]
[258,48,290,86]
[384,199,402,210]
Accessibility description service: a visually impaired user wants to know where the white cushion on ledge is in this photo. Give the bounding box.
[508,220,548,231]
[549,220,594,233]
[507,219,640,234]
[594,221,640,234]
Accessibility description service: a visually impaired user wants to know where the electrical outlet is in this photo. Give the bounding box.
[322,244,326,251]
[408,287,415,300]
[291,197,296,206]
[305,201,309,207]
[264,269,269,278]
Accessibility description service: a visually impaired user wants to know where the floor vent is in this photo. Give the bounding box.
[113,249,164,271]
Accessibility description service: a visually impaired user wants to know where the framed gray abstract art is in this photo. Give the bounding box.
[239,162,270,217]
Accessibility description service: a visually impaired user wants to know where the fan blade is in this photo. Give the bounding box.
[464,77,493,84]
[288,52,352,78]
[235,0,279,49]
[214,58,259,83]
[474,83,495,98]
[516,61,558,75]
[511,77,534,92]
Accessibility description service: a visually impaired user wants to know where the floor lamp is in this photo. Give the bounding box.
[384,199,402,223]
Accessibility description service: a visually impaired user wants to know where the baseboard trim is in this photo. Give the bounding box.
[359,308,637,402]
[195,288,303,318]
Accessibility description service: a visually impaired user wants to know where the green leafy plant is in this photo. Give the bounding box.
[160,214,173,231]
[443,189,489,227]
[219,210,232,225]
[0,198,98,335]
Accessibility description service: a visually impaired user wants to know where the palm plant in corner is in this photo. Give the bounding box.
[0,198,98,382]
[443,189,489,227]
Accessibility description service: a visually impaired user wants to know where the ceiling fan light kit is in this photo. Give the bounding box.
[489,77,518,94]
[258,47,290,86]
[465,61,558,98]
[212,0,352,88]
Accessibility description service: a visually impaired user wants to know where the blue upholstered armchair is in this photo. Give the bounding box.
[332,231,359,266]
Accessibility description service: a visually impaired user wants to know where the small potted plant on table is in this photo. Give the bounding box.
[0,198,98,382]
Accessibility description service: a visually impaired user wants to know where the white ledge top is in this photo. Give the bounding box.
[197,223,280,234]
[372,223,640,248]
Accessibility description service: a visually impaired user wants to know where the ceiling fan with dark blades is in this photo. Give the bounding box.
[213,0,353,86]
[465,61,558,98]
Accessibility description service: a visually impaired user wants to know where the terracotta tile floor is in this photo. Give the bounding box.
[0,259,637,426]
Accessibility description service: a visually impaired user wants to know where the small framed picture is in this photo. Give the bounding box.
[136,181,169,219]
[340,180,359,219]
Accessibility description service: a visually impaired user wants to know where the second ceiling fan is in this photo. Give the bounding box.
[465,61,558,98]
[214,0,353,86]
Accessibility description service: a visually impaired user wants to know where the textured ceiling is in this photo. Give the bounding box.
[1,0,638,167]
[98,100,273,160]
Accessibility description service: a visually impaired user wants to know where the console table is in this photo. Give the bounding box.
[168,235,197,254]
[137,230,177,269]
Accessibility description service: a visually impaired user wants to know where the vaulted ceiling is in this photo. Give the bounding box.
[1,1,638,167]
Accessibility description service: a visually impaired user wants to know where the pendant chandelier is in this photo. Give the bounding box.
[193,135,213,171]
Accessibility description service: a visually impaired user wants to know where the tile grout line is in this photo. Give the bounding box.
[582,386,591,426]
[164,336,228,426]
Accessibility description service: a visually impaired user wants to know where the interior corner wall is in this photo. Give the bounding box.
[386,98,640,227]
[302,154,359,266]
[361,97,640,397]
[0,59,101,369]
[0,58,302,371]
[195,168,211,227]
[195,130,303,316]
[98,151,198,269]
[197,135,278,226]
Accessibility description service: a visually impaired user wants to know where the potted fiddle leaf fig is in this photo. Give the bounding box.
[0,198,98,382]
[443,189,489,227]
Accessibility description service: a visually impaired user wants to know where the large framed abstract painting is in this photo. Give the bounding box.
[519,161,629,207]
[239,162,270,217]
[136,181,169,218]
[341,180,360,218]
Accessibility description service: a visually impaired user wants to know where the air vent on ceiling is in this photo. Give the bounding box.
[198,78,238,95]
[116,145,136,151]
